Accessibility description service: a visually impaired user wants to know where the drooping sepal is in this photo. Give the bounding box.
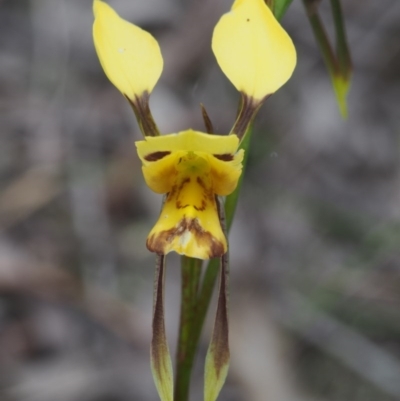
[204,197,230,401]
[151,255,174,401]
[204,252,230,401]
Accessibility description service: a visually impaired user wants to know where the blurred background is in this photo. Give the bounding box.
[1,0,400,400]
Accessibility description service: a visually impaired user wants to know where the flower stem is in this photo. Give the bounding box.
[330,0,352,77]
[174,256,203,401]
[302,0,352,118]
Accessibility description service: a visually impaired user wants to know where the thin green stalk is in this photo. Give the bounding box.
[330,0,352,76]
[302,0,351,118]
[272,0,295,21]
[301,0,339,76]
[174,256,203,401]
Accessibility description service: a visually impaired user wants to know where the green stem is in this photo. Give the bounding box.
[174,256,203,401]
[273,0,294,21]
[302,0,352,118]
[302,0,339,76]
[330,0,352,77]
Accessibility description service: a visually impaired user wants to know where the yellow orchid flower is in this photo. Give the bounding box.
[92,0,296,258]
[93,0,163,100]
[136,130,244,260]
[212,0,297,100]
[92,1,298,400]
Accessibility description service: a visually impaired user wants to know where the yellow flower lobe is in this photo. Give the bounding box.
[93,0,163,99]
[212,0,297,100]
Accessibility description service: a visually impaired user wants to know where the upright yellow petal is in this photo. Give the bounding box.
[93,0,163,99]
[212,0,296,100]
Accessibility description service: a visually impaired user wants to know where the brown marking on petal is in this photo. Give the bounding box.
[196,176,206,190]
[179,177,191,190]
[168,184,177,199]
[146,217,225,259]
[197,177,214,201]
[176,200,189,209]
[213,153,234,161]
[193,200,207,211]
[144,151,171,162]
[175,191,208,211]
[173,177,191,209]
